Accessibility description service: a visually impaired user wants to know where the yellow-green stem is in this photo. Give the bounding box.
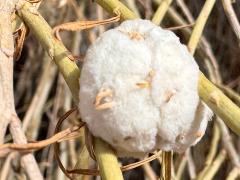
[94,138,123,180]
[152,0,173,25]
[198,74,240,134]
[198,150,226,180]
[95,0,137,20]
[188,0,216,54]
[17,2,80,103]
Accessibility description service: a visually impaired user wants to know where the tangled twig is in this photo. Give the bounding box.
[52,108,162,178]
[53,13,121,41]
[0,108,82,156]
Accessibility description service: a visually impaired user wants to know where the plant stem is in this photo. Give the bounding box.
[94,138,123,180]
[187,0,216,54]
[198,74,240,134]
[0,1,43,179]
[96,0,137,20]
[17,2,80,103]
[152,0,173,25]
[226,167,240,180]
[198,150,226,180]
[221,0,240,45]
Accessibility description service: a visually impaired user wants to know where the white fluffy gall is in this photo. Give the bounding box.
[79,19,213,157]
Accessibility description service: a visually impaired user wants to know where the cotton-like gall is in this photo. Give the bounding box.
[79,19,212,157]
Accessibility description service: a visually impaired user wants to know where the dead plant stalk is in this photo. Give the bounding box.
[0,1,43,179]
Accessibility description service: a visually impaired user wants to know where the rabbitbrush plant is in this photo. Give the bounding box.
[1,0,240,179]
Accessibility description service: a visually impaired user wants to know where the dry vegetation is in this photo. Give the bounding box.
[0,0,240,179]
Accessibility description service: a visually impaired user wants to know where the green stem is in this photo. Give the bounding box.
[17,2,80,103]
[199,74,240,134]
[94,138,123,180]
[187,0,216,55]
[96,0,137,20]
[152,0,173,25]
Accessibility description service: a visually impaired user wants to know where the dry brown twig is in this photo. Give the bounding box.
[8,114,44,179]
[166,23,195,31]
[22,56,57,137]
[0,1,16,145]
[142,162,157,180]
[51,107,163,178]
[0,125,82,154]
[0,152,18,180]
[65,151,163,175]
[0,1,43,179]
[0,107,80,179]
[186,149,196,179]
[53,13,121,41]
[13,23,28,61]
[176,0,194,23]
[221,0,240,45]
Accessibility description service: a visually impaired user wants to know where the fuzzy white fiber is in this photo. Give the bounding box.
[79,19,212,157]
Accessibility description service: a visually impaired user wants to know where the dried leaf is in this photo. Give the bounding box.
[53,13,121,40]
[13,24,28,61]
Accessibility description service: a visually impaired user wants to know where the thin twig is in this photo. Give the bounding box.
[95,0,137,20]
[166,23,195,31]
[205,123,221,166]
[221,0,240,45]
[176,154,187,180]
[198,150,226,180]
[176,0,194,23]
[152,0,173,25]
[142,162,157,180]
[0,152,17,180]
[124,0,140,18]
[0,125,82,153]
[226,167,240,180]
[186,149,196,179]
[217,118,240,167]
[9,114,44,180]
[161,151,172,180]
[188,0,216,54]
[22,55,57,137]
